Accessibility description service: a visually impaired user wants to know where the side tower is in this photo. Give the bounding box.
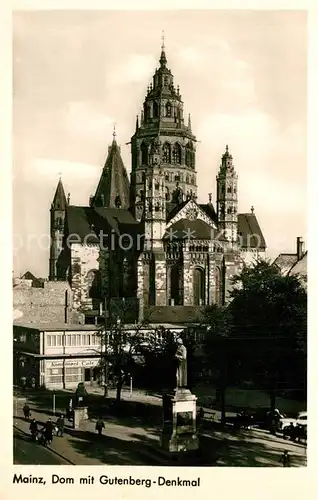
[216,146,238,243]
[130,40,197,220]
[49,178,68,280]
[137,161,167,307]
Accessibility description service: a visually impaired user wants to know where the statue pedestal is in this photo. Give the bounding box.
[73,406,88,429]
[161,388,199,453]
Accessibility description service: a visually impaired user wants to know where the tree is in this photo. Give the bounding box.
[228,259,307,412]
[201,304,233,424]
[97,321,177,403]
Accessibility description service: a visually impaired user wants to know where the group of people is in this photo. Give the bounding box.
[23,403,65,445]
[29,415,65,445]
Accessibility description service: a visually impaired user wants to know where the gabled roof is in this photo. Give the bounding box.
[166,200,188,222]
[200,203,218,224]
[288,251,307,278]
[93,138,130,209]
[66,205,140,244]
[273,253,298,275]
[237,213,266,249]
[51,179,68,210]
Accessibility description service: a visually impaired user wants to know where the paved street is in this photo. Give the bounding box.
[13,389,306,466]
[14,428,69,465]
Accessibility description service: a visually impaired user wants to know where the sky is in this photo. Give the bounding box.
[12,10,307,278]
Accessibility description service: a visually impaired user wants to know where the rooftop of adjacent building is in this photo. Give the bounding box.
[13,321,185,332]
[273,237,307,276]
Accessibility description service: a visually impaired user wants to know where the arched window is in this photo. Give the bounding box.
[172,143,181,164]
[186,175,189,184]
[139,190,144,202]
[186,142,194,168]
[143,103,148,122]
[141,172,146,182]
[155,182,160,190]
[165,187,170,201]
[227,207,232,214]
[165,172,170,181]
[170,264,183,305]
[141,142,148,165]
[153,101,159,119]
[227,186,232,193]
[162,142,171,163]
[193,268,205,306]
[166,102,172,117]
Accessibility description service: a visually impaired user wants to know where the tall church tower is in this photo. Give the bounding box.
[49,178,68,280]
[130,39,197,220]
[216,146,238,243]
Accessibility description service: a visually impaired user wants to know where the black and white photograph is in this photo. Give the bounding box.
[12,9,307,470]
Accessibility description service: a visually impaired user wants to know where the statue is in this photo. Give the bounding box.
[175,337,187,388]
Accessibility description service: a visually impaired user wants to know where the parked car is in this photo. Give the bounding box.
[280,411,307,430]
[252,408,285,429]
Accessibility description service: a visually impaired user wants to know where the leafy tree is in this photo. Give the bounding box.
[228,259,307,411]
[97,321,178,403]
[200,304,233,424]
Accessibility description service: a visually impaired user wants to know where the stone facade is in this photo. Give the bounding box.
[48,42,266,324]
[13,281,79,324]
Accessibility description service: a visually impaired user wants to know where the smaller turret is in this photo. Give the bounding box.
[216,145,238,243]
[49,178,68,280]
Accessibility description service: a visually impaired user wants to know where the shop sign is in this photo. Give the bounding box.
[49,359,98,368]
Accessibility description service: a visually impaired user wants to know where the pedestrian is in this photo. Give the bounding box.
[280,450,291,467]
[29,418,38,441]
[66,398,73,421]
[43,418,54,445]
[23,403,31,420]
[95,418,105,436]
[56,414,65,437]
[197,407,204,429]
[21,376,27,391]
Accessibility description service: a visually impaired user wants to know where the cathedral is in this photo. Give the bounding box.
[49,42,266,325]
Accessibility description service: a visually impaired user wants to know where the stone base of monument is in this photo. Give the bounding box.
[73,406,88,429]
[160,388,199,454]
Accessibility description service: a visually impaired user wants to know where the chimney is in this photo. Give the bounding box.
[296,237,304,260]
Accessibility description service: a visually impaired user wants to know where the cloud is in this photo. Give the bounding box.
[106,54,156,87]
[64,102,115,141]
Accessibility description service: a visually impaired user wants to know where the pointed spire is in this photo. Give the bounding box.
[51,178,67,210]
[135,115,139,132]
[93,132,130,209]
[159,30,167,68]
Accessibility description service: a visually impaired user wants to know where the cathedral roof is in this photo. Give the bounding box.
[65,206,139,243]
[51,178,68,210]
[93,136,130,210]
[200,203,218,224]
[237,213,266,249]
